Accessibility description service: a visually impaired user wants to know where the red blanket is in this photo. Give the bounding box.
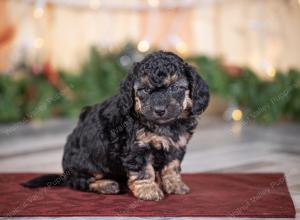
[0,173,295,217]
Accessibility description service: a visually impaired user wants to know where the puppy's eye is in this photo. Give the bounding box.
[170,84,179,92]
[138,87,151,94]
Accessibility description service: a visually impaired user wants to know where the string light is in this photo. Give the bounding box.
[34,38,44,49]
[262,61,277,79]
[137,40,150,52]
[119,55,131,67]
[266,65,276,78]
[89,0,101,10]
[169,36,188,55]
[232,109,243,121]
[175,41,188,55]
[148,0,159,8]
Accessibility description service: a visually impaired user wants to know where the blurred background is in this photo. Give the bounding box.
[0,0,300,210]
[0,0,300,216]
[0,0,300,124]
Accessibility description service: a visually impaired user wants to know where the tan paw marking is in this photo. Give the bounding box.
[162,176,190,195]
[130,180,164,201]
[89,179,120,194]
[161,160,189,195]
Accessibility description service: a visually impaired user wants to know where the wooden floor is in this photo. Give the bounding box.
[0,116,299,220]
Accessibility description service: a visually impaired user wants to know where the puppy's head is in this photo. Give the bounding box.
[119,51,209,124]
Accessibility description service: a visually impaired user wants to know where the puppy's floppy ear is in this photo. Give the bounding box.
[185,63,209,115]
[118,63,139,115]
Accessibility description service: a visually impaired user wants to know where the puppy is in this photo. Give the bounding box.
[23,51,209,201]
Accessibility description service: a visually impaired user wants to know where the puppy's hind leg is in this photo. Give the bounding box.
[66,171,93,192]
[89,174,120,194]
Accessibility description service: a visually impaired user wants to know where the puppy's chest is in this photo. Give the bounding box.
[135,128,191,151]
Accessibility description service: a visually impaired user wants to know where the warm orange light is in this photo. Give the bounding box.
[175,41,188,55]
[267,66,276,78]
[137,40,150,52]
[232,109,243,121]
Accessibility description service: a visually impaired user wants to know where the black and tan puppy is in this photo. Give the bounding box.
[23,51,209,201]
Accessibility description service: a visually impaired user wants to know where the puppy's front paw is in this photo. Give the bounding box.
[162,176,190,195]
[131,181,164,201]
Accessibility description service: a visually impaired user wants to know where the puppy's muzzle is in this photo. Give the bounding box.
[154,106,167,117]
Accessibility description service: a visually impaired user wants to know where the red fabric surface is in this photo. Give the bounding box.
[0,173,295,217]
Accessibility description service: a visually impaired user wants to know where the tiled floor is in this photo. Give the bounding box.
[0,116,299,220]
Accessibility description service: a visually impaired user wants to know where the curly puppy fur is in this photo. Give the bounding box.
[23,51,209,201]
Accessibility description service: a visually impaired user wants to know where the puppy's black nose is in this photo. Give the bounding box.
[154,106,166,117]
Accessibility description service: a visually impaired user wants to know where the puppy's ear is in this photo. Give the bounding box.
[185,63,209,115]
[118,63,139,115]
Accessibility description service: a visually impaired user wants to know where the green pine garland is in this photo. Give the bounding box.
[188,56,300,123]
[0,45,299,124]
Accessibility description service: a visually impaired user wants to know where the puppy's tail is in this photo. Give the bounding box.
[21,174,66,188]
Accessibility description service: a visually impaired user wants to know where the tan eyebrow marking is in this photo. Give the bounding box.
[141,76,153,88]
[163,74,178,86]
